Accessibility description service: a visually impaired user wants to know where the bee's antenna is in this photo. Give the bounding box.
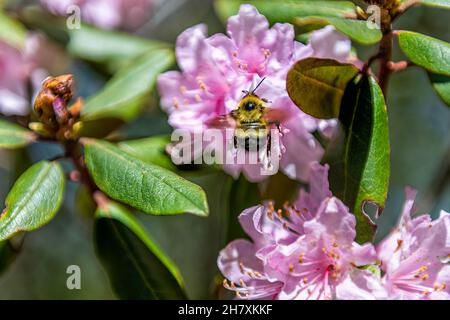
[251,77,266,94]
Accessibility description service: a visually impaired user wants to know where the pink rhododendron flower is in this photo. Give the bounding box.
[218,163,383,300]
[41,0,153,30]
[0,35,67,116]
[0,41,29,116]
[158,5,359,182]
[377,188,450,300]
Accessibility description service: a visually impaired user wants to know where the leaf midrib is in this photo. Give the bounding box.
[0,163,52,236]
[89,142,205,213]
[342,82,363,204]
[296,70,348,93]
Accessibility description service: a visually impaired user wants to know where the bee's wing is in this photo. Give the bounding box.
[204,114,236,128]
[265,107,291,125]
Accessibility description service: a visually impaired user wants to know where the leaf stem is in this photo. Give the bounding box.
[64,140,97,195]
[65,140,111,209]
[387,60,414,72]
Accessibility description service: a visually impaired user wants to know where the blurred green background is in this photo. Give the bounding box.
[0,0,449,299]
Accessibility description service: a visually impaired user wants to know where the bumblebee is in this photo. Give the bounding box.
[209,78,286,156]
[231,79,271,152]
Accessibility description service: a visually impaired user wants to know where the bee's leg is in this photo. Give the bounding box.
[268,121,281,133]
[233,135,238,149]
[266,132,272,167]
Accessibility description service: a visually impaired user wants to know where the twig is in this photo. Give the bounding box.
[377,29,393,95]
[64,140,97,194]
[362,52,383,74]
[93,190,109,210]
[387,60,414,72]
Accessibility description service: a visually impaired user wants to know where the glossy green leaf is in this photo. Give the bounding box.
[81,49,174,122]
[84,139,209,216]
[418,0,450,9]
[287,58,359,119]
[295,16,382,45]
[429,73,450,107]
[0,119,36,149]
[0,161,65,241]
[214,0,356,24]
[0,11,27,49]
[95,201,186,299]
[68,25,170,72]
[118,135,176,171]
[324,75,390,243]
[397,31,450,76]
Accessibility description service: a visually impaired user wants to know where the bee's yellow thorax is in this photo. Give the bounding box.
[235,95,268,128]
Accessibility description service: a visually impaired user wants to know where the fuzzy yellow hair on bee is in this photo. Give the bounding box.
[230,78,273,151]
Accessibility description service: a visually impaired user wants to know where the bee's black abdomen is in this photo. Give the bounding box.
[235,135,267,152]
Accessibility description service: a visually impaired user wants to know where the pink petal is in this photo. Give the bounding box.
[218,239,263,283]
[294,162,332,214]
[304,197,356,244]
[351,242,378,266]
[309,25,352,63]
[336,270,387,300]
[227,5,269,49]
[176,24,209,74]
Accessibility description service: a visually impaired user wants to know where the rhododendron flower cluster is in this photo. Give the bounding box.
[41,0,154,30]
[0,41,29,116]
[377,188,450,299]
[158,5,358,182]
[218,163,450,300]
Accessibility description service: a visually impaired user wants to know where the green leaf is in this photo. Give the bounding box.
[418,0,450,9]
[429,73,450,106]
[287,58,359,119]
[118,135,176,171]
[0,119,36,149]
[0,161,65,241]
[0,11,27,49]
[95,201,186,299]
[324,75,390,243]
[84,139,209,216]
[397,31,450,76]
[68,25,170,72]
[81,48,174,122]
[294,16,382,45]
[214,0,356,24]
